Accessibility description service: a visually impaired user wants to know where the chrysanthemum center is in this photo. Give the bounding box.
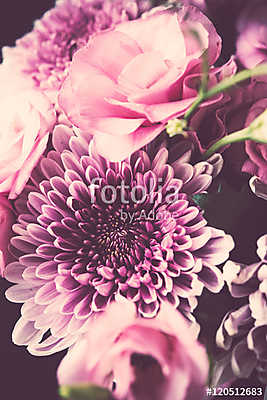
[82,211,149,267]
[96,221,134,256]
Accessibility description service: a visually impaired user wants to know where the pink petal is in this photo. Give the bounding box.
[9,135,49,199]
[116,11,186,66]
[94,124,165,161]
[28,334,78,356]
[6,283,39,303]
[34,281,59,305]
[177,5,222,65]
[12,317,44,346]
[85,30,142,81]
[4,262,26,283]
[128,65,185,105]
[118,52,169,93]
[144,97,195,123]
[87,117,146,136]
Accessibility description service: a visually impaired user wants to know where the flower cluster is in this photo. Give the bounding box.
[1,0,151,103]
[57,301,209,400]
[58,4,224,160]
[216,235,267,384]
[0,0,267,398]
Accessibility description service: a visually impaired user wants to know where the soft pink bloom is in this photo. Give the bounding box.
[242,99,267,184]
[0,196,15,277]
[0,65,35,102]
[59,6,223,161]
[0,90,56,199]
[236,1,267,68]
[57,301,208,400]
[1,0,151,105]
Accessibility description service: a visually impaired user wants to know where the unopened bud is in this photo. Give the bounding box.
[166,118,187,138]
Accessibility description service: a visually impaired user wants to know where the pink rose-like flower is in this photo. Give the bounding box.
[59,6,222,161]
[57,301,208,400]
[0,196,15,277]
[242,98,267,184]
[236,1,267,68]
[0,90,56,199]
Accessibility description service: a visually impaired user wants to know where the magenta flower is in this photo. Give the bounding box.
[5,125,233,355]
[236,0,267,68]
[57,301,209,400]
[1,0,151,103]
[216,234,267,383]
[59,5,224,161]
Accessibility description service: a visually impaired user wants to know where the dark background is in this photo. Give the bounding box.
[0,0,54,53]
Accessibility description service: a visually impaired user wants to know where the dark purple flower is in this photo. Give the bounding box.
[216,234,267,384]
[242,99,267,186]
[1,0,151,103]
[187,76,267,190]
[5,125,233,355]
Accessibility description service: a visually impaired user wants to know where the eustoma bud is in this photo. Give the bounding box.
[166,118,187,137]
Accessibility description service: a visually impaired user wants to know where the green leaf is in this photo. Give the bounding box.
[59,383,114,400]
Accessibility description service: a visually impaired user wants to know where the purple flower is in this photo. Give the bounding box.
[5,125,234,355]
[236,0,267,69]
[216,234,267,384]
[1,0,151,103]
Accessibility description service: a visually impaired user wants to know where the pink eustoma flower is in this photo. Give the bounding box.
[57,301,208,400]
[0,196,15,277]
[59,6,223,161]
[0,90,56,199]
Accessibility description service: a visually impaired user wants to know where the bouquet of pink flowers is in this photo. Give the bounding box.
[0,0,267,399]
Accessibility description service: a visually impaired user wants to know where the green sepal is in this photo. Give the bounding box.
[59,383,114,400]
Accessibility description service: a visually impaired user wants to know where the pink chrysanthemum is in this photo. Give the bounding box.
[1,0,151,102]
[5,126,234,355]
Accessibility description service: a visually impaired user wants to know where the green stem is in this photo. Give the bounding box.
[199,50,209,95]
[203,127,251,159]
[184,64,267,121]
[184,93,205,120]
